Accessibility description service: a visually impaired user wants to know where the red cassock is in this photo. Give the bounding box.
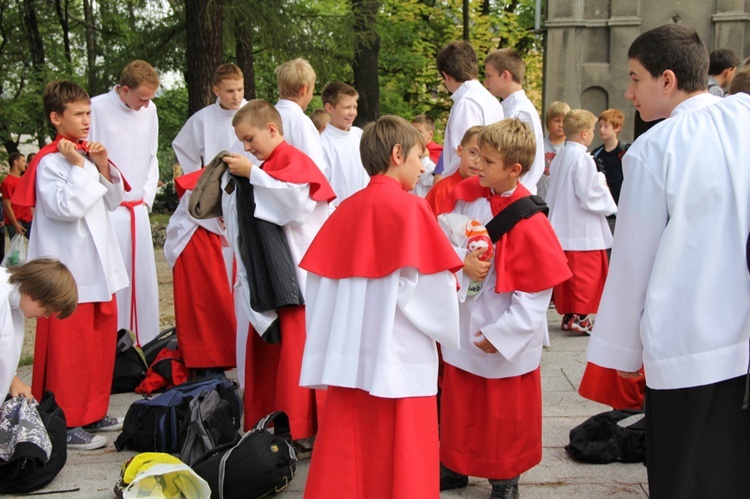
[242,142,335,437]
[173,171,237,369]
[301,175,463,498]
[553,250,609,316]
[578,363,645,410]
[33,298,117,427]
[438,179,571,479]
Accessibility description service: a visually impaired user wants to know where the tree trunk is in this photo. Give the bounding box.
[352,0,380,126]
[234,17,256,100]
[54,0,72,63]
[21,0,49,146]
[185,0,223,117]
[82,0,98,95]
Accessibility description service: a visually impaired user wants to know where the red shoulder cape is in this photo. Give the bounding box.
[261,141,335,203]
[174,169,203,199]
[13,135,131,208]
[425,170,463,216]
[301,175,463,278]
[443,177,571,293]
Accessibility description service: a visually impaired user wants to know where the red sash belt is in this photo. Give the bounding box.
[121,199,145,346]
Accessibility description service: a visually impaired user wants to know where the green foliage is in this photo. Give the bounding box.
[153,86,188,180]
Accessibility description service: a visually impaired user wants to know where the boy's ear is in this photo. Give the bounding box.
[297,84,309,98]
[212,85,220,97]
[323,102,333,115]
[390,143,404,165]
[509,162,523,178]
[268,122,280,137]
[661,69,677,93]
[456,144,464,157]
[613,125,622,134]
[49,112,62,127]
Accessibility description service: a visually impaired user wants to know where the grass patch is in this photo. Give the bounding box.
[150,213,171,225]
[18,354,34,367]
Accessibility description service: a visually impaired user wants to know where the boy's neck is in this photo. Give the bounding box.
[330,122,350,132]
[502,83,522,100]
[283,97,305,109]
[549,135,565,146]
[568,137,588,147]
[603,137,619,152]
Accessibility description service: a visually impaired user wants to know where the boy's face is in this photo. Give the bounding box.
[597,120,620,141]
[50,101,91,140]
[13,155,28,172]
[547,115,565,141]
[120,84,158,111]
[483,64,508,98]
[625,58,670,122]
[390,144,425,191]
[19,295,53,319]
[325,95,358,131]
[234,121,280,161]
[477,145,521,193]
[412,123,433,144]
[214,78,244,110]
[457,134,481,179]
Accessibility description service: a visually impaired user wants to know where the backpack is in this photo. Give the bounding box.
[114,452,211,499]
[485,195,549,243]
[0,392,67,493]
[115,377,241,454]
[565,409,646,464]
[142,326,177,366]
[135,342,189,395]
[179,388,241,466]
[112,329,148,394]
[192,411,297,499]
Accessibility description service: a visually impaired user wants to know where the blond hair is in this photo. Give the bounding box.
[8,259,78,319]
[460,125,483,146]
[213,63,243,86]
[119,60,160,89]
[275,58,316,99]
[232,99,284,134]
[545,101,571,129]
[411,114,436,132]
[563,109,597,139]
[360,115,424,176]
[310,108,330,132]
[484,48,525,84]
[478,118,536,175]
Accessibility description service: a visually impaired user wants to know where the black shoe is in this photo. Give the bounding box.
[440,473,468,491]
[490,480,519,498]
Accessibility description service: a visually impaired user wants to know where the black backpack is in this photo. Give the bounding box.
[142,326,177,366]
[112,329,148,394]
[179,388,241,466]
[192,411,297,499]
[0,392,67,493]
[115,377,241,454]
[565,409,646,464]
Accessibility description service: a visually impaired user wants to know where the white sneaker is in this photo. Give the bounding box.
[66,427,107,450]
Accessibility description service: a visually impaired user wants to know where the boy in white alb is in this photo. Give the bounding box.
[484,48,545,194]
[274,58,328,177]
[538,101,570,200]
[436,41,504,178]
[320,81,368,205]
[546,110,616,334]
[301,115,462,498]
[89,60,160,346]
[587,24,750,497]
[14,81,130,450]
[172,64,247,173]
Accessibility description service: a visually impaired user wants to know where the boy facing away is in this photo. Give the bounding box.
[483,48,545,193]
[14,80,130,450]
[221,100,336,442]
[425,125,482,215]
[319,81,368,205]
[299,115,462,498]
[438,119,570,498]
[587,24,750,497]
[546,109,617,334]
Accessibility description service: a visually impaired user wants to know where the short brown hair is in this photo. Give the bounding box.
[43,80,90,124]
[484,48,525,84]
[275,58,316,99]
[563,109,597,138]
[729,65,750,95]
[544,101,571,128]
[460,126,483,146]
[310,109,330,131]
[321,81,358,107]
[213,63,244,86]
[436,41,478,82]
[598,108,625,130]
[119,60,160,89]
[232,99,284,134]
[478,118,536,175]
[8,258,78,319]
[411,114,436,132]
[360,115,424,176]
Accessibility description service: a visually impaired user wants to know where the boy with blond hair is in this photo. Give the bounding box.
[310,108,329,133]
[546,109,616,334]
[438,119,570,498]
[320,81,368,205]
[484,48,545,194]
[274,58,328,177]
[538,101,570,199]
[89,60,160,347]
[13,80,129,450]
[222,99,335,442]
[411,114,443,164]
[425,126,482,215]
[300,115,462,498]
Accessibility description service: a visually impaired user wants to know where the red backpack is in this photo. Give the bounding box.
[135,342,189,395]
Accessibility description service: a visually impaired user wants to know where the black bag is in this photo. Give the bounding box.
[179,388,241,466]
[0,391,67,493]
[141,326,177,366]
[565,409,646,464]
[192,411,297,499]
[115,377,241,454]
[112,329,148,393]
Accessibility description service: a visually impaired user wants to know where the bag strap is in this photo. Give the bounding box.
[485,195,549,243]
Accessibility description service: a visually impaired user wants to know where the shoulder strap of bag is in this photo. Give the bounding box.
[485,195,549,243]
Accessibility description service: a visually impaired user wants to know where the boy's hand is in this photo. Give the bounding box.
[464,248,491,281]
[9,375,33,399]
[86,142,111,181]
[473,331,498,354]
[223,154,253,178]
[58,139,84,167]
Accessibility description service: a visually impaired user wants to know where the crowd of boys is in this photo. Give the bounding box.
[5,21,750,499]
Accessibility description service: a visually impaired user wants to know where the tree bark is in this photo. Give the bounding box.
[185,0,223,117]
[352,0,380,126]
[82,0,98,95]
[234,16,256,100]
[53,0,72,63]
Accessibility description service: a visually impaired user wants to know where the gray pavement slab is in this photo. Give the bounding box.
[6,310,648,498]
